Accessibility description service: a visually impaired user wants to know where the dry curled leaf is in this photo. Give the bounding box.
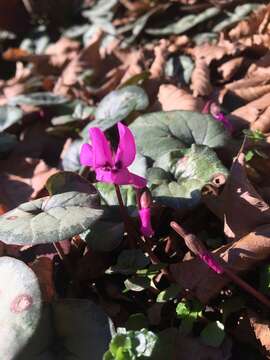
[251,106,270,133]
[54,30,103,96]
[157,84,203,111]
[191,59,212,97]
[203,152,270,240]
[232,84,270,102]
[30,257,55,302]
[229,4,269,40]
[249,312,270,357]
[230,93,270,125]
[218,57,244,81]
[149,39,169,79]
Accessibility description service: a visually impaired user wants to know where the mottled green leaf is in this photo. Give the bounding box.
[200,321,225,348]
[146,7,220,35]
[46,171,98,198]
[124,276,151,292]
[0,191,103,245]
[131,111,230,161]
[0,106,23,131]
[93,85,149,130]
[9,92,68,107]
[213,4,260,32]
[0,257,41,360]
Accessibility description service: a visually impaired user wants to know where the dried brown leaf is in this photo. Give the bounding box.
[170,223,270,303]
[232,84,270,102]
[229,5,269,40]
[203,152,270,240]
[30,257,55,302]
[249,312,270,357]
[191,59,212,97]
[157,84,203,111]
[149,39,169,79]
[251,106,270,133]
[230,93,270,124]
[218,57,244,81]
[54,30,103,96]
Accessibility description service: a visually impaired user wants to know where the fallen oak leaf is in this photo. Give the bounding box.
[231,84,270,102]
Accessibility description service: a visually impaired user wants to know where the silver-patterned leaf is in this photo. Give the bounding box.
[0,192,103,245]
[0,257,41,360]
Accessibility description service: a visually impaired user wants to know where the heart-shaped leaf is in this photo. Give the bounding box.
[92,85,149,130]
[108,249,150,275]
[0,256,41,360]
[200,321,226,348]
[130,110,230,161]
[150,145,228,208]
[0,133,17,154]
[0,106,23,131]
[53,299,112,360]
[0,191,103,245]
[9,92,68,107]
[46,171,98,198]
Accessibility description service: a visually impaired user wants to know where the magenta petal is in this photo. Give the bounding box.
[115,123,136,167]
[80,143,93,166]
[199,251,224,274]
[139,208,154,237]
[89,127,113,168]
[129,172,147,188]
[95,168,131,185]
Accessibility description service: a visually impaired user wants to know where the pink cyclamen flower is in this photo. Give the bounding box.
[80,122,147,188]
[139,208,154,238]
[199,251,224,274]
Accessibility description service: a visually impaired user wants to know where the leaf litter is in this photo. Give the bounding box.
[0,1,270,359]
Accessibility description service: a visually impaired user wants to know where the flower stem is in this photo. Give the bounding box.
[171,221,270,309]
[114,184,136,248]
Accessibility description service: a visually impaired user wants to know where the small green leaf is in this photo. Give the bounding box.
[259,264,270,295]
[124,276,151,292]
[0,191,103,245]
[93,85,149,130]
[245,150,254,162]
[200,321,225,348]
[156,284,181,303]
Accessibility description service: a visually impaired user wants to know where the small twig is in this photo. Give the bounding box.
[171,221,270,309]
